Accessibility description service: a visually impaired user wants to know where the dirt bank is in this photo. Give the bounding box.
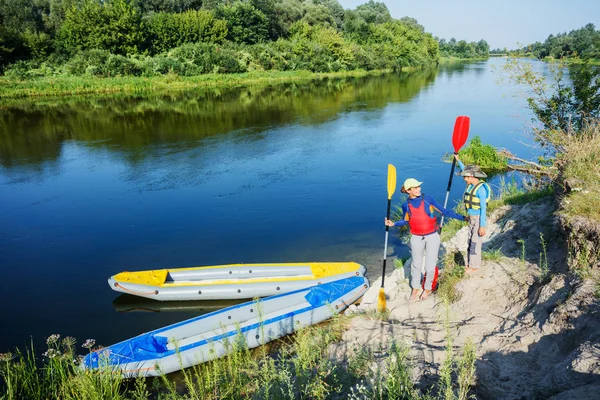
[332,197,600,399]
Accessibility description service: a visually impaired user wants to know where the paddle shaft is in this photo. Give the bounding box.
[439,154,458,232]
[381,198,392,288]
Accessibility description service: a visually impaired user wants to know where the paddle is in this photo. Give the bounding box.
[377,163,396,313]
[439,116,470,231]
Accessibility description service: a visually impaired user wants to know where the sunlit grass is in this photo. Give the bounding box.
[0,69,387,98]
[560,121,600,224]
[454,136,509,172]
[437,251,466,304]
[483,247,504,261]
[0,311,481,400]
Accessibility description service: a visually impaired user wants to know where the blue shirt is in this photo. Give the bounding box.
[392,194,465,227]
[457,160,488,227]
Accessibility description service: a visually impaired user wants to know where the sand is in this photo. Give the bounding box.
[331,198,600,399]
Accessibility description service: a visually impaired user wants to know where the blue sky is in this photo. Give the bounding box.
[337,0,600,49]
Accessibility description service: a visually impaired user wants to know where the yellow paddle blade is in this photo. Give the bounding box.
[377,288,387,313]
[387,164,397,200]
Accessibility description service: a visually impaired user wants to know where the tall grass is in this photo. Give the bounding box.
[559,120,600,223]
[0,69,384,99]
[0,312,481,400]
[437,251,466,304]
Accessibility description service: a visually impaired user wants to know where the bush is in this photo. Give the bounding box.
[214,47,246,73]
[3,60,38,79]
[105,54,142,76]
[63,50,111,76]
[140,55,188,76]
[457,136,508,172]
[146,10,228,54]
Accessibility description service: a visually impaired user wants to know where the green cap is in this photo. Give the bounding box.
[402,178,423,191]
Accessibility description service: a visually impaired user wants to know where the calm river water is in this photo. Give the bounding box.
[0,58,538,352]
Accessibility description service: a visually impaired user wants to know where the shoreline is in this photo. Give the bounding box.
[0,69,397,99]
[0,59,492,100]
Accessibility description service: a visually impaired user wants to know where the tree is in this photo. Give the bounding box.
[58,0,146,55]
[132,0,203,14]
[216,1,268,44]
[146,9,227,54]
[504,59,600,154]
[355,0,390,24]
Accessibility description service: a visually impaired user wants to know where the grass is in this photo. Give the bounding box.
[559,121,600,224]
[487,177,553,214]
[437,251,466,304]
[450,136,509,172]
[0,69,388,99]
[0,310,481,400]
[482,247,504,261]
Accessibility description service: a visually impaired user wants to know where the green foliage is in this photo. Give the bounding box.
[57,0,146,56]
[559,121,600,223]
[21,29,53,60]
[355,0,391,25]
[1,0,443,76]
[132,0,202,14]
[456,136,508,172]
[146,10,227,54]
[482,247,503,261]
[216,1,269,45]
[518,23,600,60]
[438,38,489,59]
[437,252,465,304]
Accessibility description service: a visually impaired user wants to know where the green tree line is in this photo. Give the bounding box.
[0,0,449,78]
[515,23,600,60]
[437,37,489,59]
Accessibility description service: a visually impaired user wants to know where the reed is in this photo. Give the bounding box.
[0,69,384,99]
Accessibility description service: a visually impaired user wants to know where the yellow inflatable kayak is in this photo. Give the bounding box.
[109,262,367,301]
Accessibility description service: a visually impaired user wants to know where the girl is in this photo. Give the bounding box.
[385,178,468,300]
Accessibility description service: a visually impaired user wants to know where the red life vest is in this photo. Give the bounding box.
[407,196,438,236]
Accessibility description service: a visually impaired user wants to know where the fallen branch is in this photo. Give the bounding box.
[506,165,553,175]
[498,149,556,176]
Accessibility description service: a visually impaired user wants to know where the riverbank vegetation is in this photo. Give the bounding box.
[437,38,489,59]
[0,0,490,98]
[500,55,600,278]
[0,314,476,399]
[0,0,441,80]
[511,23,600,62]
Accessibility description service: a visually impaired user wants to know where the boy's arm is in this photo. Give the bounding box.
[477,188,487,227]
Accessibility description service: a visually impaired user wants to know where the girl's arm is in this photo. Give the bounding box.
[426,195,466,221]
[393,202,410,227]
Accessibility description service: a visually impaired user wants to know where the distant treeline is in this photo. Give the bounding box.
[514,23,600,60]
[0,0,469,78]
[437,38,490,59]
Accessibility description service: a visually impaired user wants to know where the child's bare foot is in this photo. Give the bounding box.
[465,267,478,274]
[420,289,432,300]
[409,289,420,302]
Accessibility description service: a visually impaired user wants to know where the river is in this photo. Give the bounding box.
[0,58,537,352]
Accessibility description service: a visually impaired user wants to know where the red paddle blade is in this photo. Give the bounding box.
[452,116,470,153]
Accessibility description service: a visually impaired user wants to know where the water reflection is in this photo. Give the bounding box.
[112,294,244,314]
[0,69,441,169]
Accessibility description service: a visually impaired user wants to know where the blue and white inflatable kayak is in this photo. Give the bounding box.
[83,275,369,377]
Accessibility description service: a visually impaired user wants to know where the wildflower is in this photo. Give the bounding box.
[46,334,60,345]
[82,339,96,349]
[43,349,60,359]
[63,336,76,348]
[0,353,14,362]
